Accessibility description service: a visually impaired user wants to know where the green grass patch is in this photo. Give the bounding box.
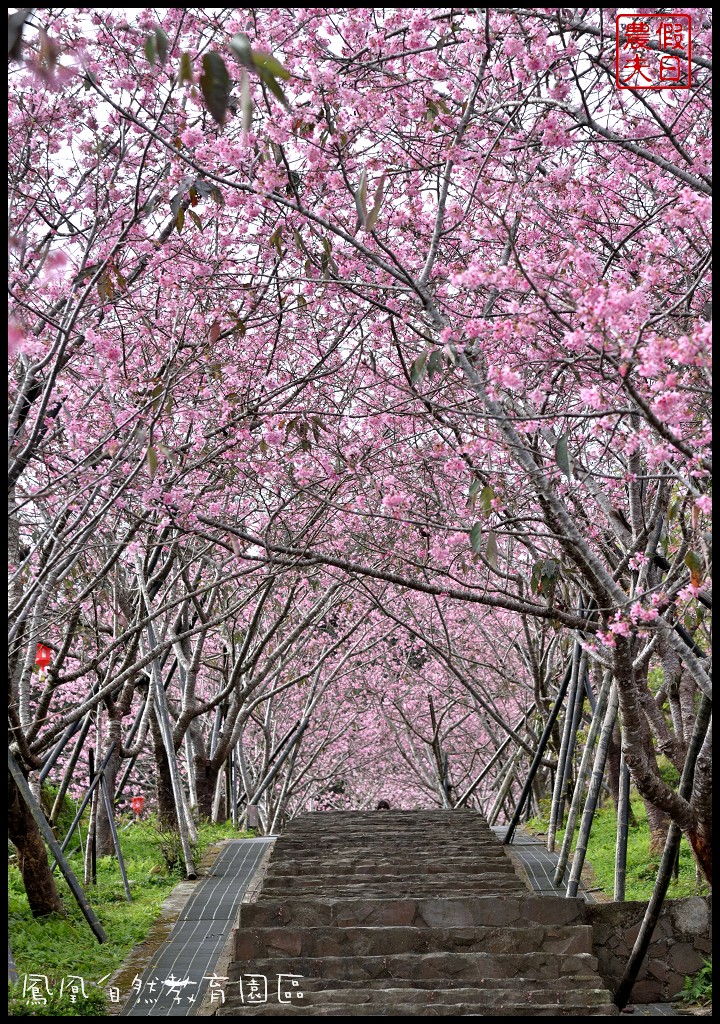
[9,816,253,1016]
[526,791,709,901]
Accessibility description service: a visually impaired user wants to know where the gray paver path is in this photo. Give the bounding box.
[120,838,272,1016]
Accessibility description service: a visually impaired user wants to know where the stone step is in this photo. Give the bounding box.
[260,883,529,899]
[274,821,500,830]
[240,896,585,930]
[234,924,595,960]
[224,984,614,1006]
[285,814,494,824]
[216,990,619,1016]
[267,847,512,860]
[276,826,499,837]
[272,835,503,843]
[216,1002,619,1016]
[226,975,604,994]
[269,844,504,860]
[226,951,601,983]
[264,863,518,879]
[262,872,524,889]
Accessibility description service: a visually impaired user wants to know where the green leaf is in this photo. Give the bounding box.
[175,206,185,233]
[355,169,368,227]
[256,66,290,110]
[531,561,543,594]
[251,49,290,80]
[97,271,115,304]
[144,33,157,67]
[427,349,444,379]
[479,485,495,516]
[486,530,499,568]
[150,382,164,411]
[684,550,704,587]
[229,33,253,69]
[179,52,194,84]
[410,350,428,385]
[468,479,482,508]
[269,227,283,256]
[155,27,169,66]
[147,446,158,481]
[443,343,457,366]
[555,433,572,478]
[469,522,483,554]
[366,174,385,231]
[71,262,102,288]
[189,210,203,230]
[200,52,231,126]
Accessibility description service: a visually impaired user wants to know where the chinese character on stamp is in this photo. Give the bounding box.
[616,13,692,90]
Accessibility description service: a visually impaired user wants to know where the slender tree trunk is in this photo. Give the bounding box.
[212,765,226,823]
[8,772,65,918]
[605,722,622,808]
[95,720,122,856]
[151,711,178,830]
[685,720,712,885]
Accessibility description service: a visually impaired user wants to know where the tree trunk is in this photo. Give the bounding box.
[95,723,122,856]
[194,756,220,821]
[151,711,178,830]
[606,723,639,827]
[686,821,712,885]
[644,797,671,855]
[8,772,65,918]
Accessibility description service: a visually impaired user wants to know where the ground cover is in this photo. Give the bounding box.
[8,815,250,1016]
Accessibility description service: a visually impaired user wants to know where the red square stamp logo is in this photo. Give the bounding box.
[616,13,692,89]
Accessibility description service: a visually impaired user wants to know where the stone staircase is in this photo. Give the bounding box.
[216,810,618,1016]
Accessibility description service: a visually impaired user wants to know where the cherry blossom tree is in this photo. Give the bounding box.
[8,5,712,914]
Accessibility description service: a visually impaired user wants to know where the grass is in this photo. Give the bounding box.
[526,790,710,902]
[8,814,253,1016]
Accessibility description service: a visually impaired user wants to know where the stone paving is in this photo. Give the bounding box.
[492,825,597,901]
[119,838,273,1017]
